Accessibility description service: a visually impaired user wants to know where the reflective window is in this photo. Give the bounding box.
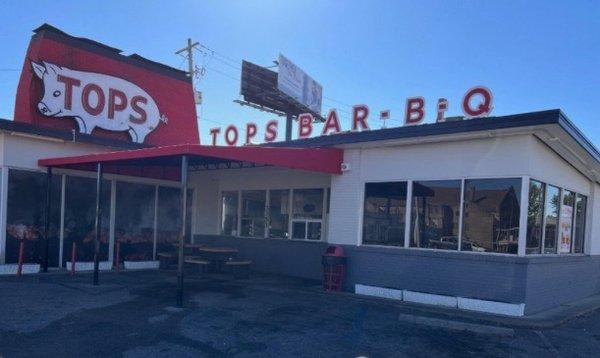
[221,191,238,236]
[362,182,406,247]
[410,180,461,250]
[573,194,587,253]
[292,189,324,240]
[526,180,545,254]
[241,190,266,237]
[543,185,561,254]
[156,187,193,253]
[293,189,324,219]
[63,176,111,265]
[558,190,576,253]
[5,170,61,266]
[462,178,521,254]
[268,190,290,238]
[115,182,156,261]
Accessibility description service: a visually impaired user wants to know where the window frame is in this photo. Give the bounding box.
[219,187,329,242]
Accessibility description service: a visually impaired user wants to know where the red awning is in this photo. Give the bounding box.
[38,144,343,180]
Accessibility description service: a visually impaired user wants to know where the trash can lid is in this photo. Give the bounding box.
[323,245,346,257]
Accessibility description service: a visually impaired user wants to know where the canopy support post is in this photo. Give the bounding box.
[42,167,52,273]
[93,162,103,286]
[177,155,188,307]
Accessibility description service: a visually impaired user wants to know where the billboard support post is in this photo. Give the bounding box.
[285,113,293,141]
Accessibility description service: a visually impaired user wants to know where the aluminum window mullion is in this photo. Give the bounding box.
[404,180,412,248]
[58,174,66,266]
[288,189,294,240]
[108,180,116,265]
[321,187,328,242]
[265,190,270,239]
[0,168,8,264]
[457,179,465,252]
[517,176,530,256]
[152,185,158,260]
[540,184,548,254]
[237,190,242,237]
[571,196,577,254]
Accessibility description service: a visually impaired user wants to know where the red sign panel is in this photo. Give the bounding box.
[14,24,200,145]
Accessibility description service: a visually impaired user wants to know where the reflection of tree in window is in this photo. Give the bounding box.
[363,182,406,246]
[411,180,460,250]
[573,194,587,253]
[543,185,560,254]
[462,178,521,254]
[526,180,545,254]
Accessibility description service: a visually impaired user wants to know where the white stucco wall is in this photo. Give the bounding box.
[328,135,535,246]
[589,183,600,254]
[327,134,597,251]
[0,132,118,170]
[527,136,591,195]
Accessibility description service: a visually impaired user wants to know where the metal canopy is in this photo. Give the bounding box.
[38,144,344,179]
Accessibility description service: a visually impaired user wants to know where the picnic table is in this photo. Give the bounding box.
[173,244,239,272]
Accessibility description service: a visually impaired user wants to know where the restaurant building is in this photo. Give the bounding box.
[1,24,600,316]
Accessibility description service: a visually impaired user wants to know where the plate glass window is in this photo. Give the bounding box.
[157,187,193,252]
[543,185,561,254]
[410,180,461,250]
[221,191,238,236]
[63,176,111,265]
[268,189,290,238]
[558,190,575,253]
[291,189,324,240]
[526,180,545,254]
[462,178,521,254]
[5,170,61,266]
[573,194,587,253]
[115,182,156,262]
[362,182,407,247]
[241,190,266,238]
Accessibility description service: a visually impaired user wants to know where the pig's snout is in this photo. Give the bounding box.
[37,102,50,114]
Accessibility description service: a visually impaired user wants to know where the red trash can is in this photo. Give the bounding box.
[322,246,346,292]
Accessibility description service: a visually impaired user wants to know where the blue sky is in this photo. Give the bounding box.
[0,1,598,146]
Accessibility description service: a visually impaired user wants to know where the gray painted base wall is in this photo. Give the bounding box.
[193,235,600,315]
[194,235,328,280]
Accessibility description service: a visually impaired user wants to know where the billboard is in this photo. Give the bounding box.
[14,24,200,145]
[277,54,322,114]
[240,60,324,121]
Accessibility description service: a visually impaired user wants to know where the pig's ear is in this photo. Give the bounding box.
[42,61,61,75]
[31,61,46,79]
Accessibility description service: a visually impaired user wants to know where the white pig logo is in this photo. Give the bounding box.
[31,61,167,143]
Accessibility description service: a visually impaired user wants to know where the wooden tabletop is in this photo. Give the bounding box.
[172,243,238,254]
[196,247,239,254]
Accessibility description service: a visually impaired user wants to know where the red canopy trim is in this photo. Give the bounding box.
[38,144,344,177]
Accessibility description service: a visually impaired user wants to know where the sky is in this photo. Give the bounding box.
[0,1,599,146]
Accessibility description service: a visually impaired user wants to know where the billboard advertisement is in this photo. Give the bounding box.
[277,54,322,114]
[14,24,200,145]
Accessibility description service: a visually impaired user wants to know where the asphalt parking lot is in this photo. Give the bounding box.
[1,270,600,357]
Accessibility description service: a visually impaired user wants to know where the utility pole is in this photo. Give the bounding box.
[175,38,200,84]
